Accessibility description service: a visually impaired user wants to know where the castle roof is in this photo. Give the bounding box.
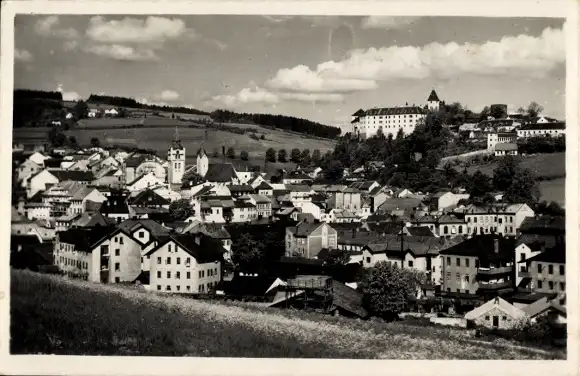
[427,89,440,102]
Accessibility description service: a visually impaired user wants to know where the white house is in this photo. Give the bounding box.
[126,172,164,192]
[26,169,60,198]
[517,123,566,138]
[146,234,224,294]
[486,132,517,152]
[494,143,518,157]
[464,297,526,329]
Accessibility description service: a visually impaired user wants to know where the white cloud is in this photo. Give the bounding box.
[266,64,377,93]
[34,16,80,39]
[267,27,564,93]
[15,49,33,62]
[83,44,158,61]
[86,16,192,44]
[56,83,81,101]
[279,92,344,103]
[63,40,79,51]
[211,86,345,108]
[361,16,421,30]
[158,90,180,102]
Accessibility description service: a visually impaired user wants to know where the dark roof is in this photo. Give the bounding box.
[439,235,515,265]
[204,163,237,183]
[228,184,254,192]
[352,109,365,116]
[363,106,425,116]
[44,158,64,168]
[128,189,170,207]
[366,221,402,235]
[291,222,324,237]
[520,216,565,234]
[51,170,95,182]
[57,226,116,250]
[124,154,148,168]
[99,195,129,214]
[328,280,369,318]
[519,122,565,131]
[222,275,279,297]
[525,244,565,264]
[255,181,273,190]
[405,226,435,237]
[147,233,224,263]
[366,214,390,223]
[378,198,423,212]
[494,143,518,151]
[427,89,440,102]
[117,219,171,237]
[10,235,41,250]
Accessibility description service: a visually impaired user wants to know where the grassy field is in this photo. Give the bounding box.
[10,270,564,359]
[539,178,566,206]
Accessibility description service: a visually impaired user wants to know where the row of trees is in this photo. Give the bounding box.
[265,148,323,165]
[210,110,341,139]
[518,136,566,155]
[87,94,209,116]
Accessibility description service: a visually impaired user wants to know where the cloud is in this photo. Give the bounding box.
[34,16,80,39]
[83,44,158,61]
[15,49,33,62]
[266,27,564,94]
[63,40,79,51]
[361,16,421,30]
[266,64,377,93]
[210,86,344,108]
[158,90,180,102]
[86,16,193,44]
[56,84,81,101]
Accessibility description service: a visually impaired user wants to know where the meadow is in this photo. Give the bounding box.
[458,152,566,180]
[10,270,564,359]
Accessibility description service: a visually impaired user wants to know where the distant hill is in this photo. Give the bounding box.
[13,89,66,128]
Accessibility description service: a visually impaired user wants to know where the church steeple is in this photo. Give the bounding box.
[171,126,183,149]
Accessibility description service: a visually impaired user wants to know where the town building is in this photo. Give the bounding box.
[285,222,338,258]
[494,143,518,157]
[518,243,565,295]
[517,122,566,138]
[167,129,186,186]
[486,132,517,152]
[464,297,526,329]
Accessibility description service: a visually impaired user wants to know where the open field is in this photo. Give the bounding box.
[539,178,565,206]
[10,270,563,359]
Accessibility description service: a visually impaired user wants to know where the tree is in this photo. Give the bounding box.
[493,156,540,205]
[517,106,527,116]
[300,149,311,166]
[490,106,506,120]
[240,150,249,161]
[48,127,67,147]
[227,147,236,159]
[265,148,276,163]
[168,199,194,220]
[231,233,265,269]
[323,160,344,182]
[492,156,520,191]
[117,108,127,118]
[290,148,301,163]
[68,136,77,146]
[73,100,89,120]
[212,148,220,158]
[277,149,288,163]
[90,137,101,148]
[527,101,544,118]
[358,261,419,321]
[469,171,492,198]
[311,149,322,166]
[479,106,490,122]
[181,170,203,187]
[324,249,351,266]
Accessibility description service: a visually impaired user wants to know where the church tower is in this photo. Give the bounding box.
[167,127,185,185]
[196,142,209,178]
[427,89,441,112]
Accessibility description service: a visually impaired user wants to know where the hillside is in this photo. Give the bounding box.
[454,153,566,180]
[11,270,562,359]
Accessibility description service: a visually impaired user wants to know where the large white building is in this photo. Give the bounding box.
[517,123,566,138]
[351,90,441,139]
[167,129,186,186]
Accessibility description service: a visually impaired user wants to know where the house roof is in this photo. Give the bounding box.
[117,218,171,237]
[378,198,423,212]
[519,122,565,131]
[50,169,95,182]
[365,221,402,235]
[521,297,560,318]
[524,244,565,264]
[72,211,113,227]
[286,184,312,193]
[437,214,464,224]
[249,194,271,204]
[291,222,325,237]
[228,184,254,192]
[363,106,425,116]
[128,189,170,206]
[99,195,129,214]
[352,109,365,116]
[464,297,526,321]
[494,143,518,151]
[405,226,435,237]
[255,181,273,190]
[57,226,117,251]
[427,89,440,102]
[204,163,237,183]
[439,235,515,265]
[520,216,565,234]
[146,233,224,263]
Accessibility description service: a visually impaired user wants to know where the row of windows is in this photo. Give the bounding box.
[156,282,215,292]
[60,256,88,270]
[155,268,219,279]
[364,114,422,119]
[446,257,478,268]
[537,263,565,275]
[467,216,514,223]
[536,280,565,290]
[157,256,191,265]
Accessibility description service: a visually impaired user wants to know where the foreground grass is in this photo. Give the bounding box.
[11,270,565,359]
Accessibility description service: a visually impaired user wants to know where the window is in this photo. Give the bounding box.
[200,284,205,292]
[119,237,123,244]
[456,258,460,267]
[520,253,526,261]
[176,285,181,292]
[537,263,542,273]
[548,265,553,274]
[366,257,371,263]
[168,244,172,252]
[475,259,479,268]
[502,316,507,321]
[101,245,109,254]
[176,272,180,279]
[114,237,118,243]
[446,272,451,281]
[166,285,171,291]
[560,282,565,291]
[538,280,543,289]
[447,257,451,265]
[455,273,460,283]
[408,261,413,267]
[215,268,218,275]
[157,257,162,264]
[548,281,554,290]
[177,257,181,265]
[157,285,161,291]
[559,265,565,275]
[187,271,191,279]
[485,315,490,320]
[186,286,191,292]
[138,231,144,238]
[115,249,120,256]
[114,262,120,271]
[115,277,120,283]
[166,257,171,265]
[465,258,470,267]
[167,271,171,278]
[157,271,161,278]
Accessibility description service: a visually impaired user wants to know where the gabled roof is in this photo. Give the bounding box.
[519,122,565,131]
[50,169,95,182]
[128,189,170,206]
[405,226,435,237]
[57,226,117,251]
[99,195,129,214]
[439,235,515,265]
[363,106,425,116]
[494,143,518,151]
[146,233,224,263]
[204,163,237,183]
[292,222,325,237]
[249,194,271,204]
[521,297,565,318]
[427,89,440,102]
[117,218,171,237]
[437,214,464,224]
[255,181,273,190]
[228,184,254,192]
[524,244,565,264]
[352,109,365,116]
[520,216,565,234]
[465,297,526,321]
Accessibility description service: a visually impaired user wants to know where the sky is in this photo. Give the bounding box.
[14,15,565,132]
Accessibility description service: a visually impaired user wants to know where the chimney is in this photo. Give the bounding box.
[494,238,499,254]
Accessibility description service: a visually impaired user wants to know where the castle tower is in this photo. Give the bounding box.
[167,127,185,185]
[196,141,209,178]
[427,89,441,112]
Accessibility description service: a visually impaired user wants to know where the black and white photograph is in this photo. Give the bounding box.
[1,0,578,374]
